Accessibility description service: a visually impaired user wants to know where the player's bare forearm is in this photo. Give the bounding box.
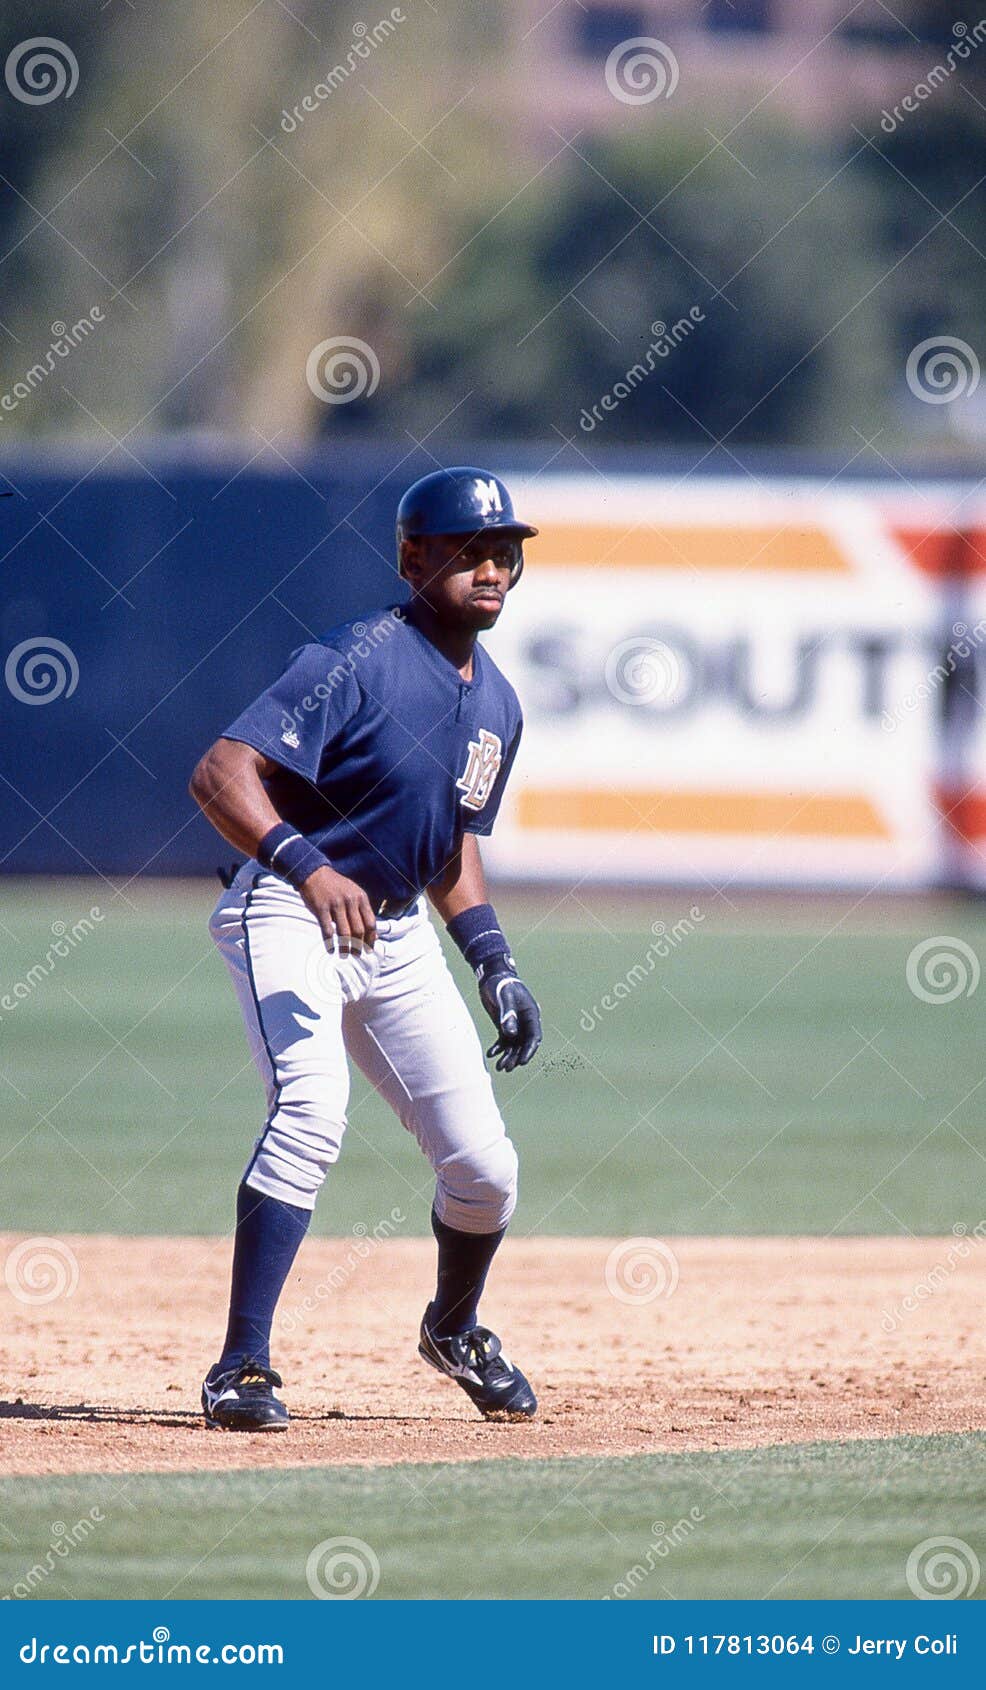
[427,833,489,922]
[189,737,377,950]
[188,737,285,856]
[430,836,542,1069]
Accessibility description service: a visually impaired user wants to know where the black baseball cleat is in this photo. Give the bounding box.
[418,1303,537,1420]
[201,1359,289,1431]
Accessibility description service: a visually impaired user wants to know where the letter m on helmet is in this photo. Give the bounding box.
[473,477,504,516]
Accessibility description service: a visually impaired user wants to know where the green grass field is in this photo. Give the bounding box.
[2,882,984,1602]
[0,881,983,1238]
[1,1437,982,1601]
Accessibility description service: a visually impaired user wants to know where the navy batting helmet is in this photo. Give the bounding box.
[396,466,537,587]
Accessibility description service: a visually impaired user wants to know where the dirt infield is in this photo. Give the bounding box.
[1,1234,982,1476]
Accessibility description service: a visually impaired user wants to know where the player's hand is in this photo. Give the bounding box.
[477,959,542,1072]
[299,865,377,956]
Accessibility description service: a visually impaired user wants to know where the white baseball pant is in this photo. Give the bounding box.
[209,865,518,1234]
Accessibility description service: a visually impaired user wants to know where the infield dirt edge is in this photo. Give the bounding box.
[1,1233,982,1476]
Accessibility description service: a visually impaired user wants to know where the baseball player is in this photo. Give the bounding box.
[189,467,543,1431]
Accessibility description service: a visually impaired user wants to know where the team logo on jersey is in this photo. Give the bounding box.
[456,728,502,812]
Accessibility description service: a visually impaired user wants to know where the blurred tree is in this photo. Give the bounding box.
[855,99,986,448]
[0,0,107,335]
[334,121,889,449]
[0,0,984,459]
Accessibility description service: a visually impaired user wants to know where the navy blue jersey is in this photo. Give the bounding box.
[222,607,522,908]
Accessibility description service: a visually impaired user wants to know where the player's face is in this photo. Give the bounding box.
[403,533,520,629]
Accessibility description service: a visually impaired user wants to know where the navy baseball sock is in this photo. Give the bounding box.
[215,1183,311,1373]
[429,1207,506,1338]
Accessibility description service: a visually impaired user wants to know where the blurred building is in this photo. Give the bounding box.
[508,0,982,135]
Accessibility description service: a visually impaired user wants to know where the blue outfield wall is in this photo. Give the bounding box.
[0,442,433,876]
[2,440,984,879]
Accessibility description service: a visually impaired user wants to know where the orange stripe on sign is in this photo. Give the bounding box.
[518,789,889,839]
[530,523,852,574]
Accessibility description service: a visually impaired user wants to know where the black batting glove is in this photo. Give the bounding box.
[477,957,543,1072]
